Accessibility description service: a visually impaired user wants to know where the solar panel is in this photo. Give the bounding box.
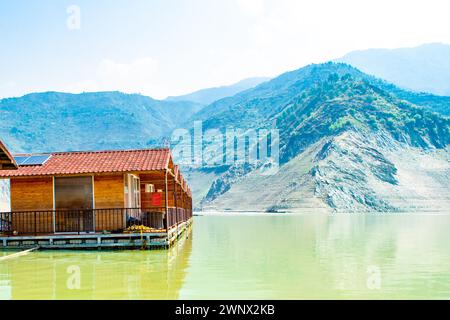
[13,156,29,165]
[14,155,52,166]
[22,155,52,165]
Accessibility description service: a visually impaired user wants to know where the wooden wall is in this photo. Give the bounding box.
[94,175,125,231]
[10,177,53,211]
[139,171,192,210]
[9,175,127,233]
[10,175,126,211]
[140,172,167,210]
[94,175,124,209]
[7,172,189,234]
[10,177,54,233]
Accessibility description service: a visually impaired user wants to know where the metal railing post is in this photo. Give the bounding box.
[78,210,81,235]
[92,209,95,233]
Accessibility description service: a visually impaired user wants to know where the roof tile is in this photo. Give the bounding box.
[0,148,171,177]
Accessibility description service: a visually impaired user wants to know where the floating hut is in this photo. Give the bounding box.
[0,147,192,249]
[0,140,17,170]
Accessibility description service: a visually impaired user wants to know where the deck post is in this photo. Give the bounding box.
[174,175,178,212]
[164,169,168,230]
[34,211,37,236]
[182,191,185,218]
[78,211,81,235]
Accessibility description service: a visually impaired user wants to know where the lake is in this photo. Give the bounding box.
[1,213,450,299]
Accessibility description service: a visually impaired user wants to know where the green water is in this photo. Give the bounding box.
[1,213,450,299]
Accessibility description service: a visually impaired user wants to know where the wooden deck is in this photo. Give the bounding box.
[0,218,192,250]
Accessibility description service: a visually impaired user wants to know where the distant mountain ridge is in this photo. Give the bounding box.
[337,43,450,96]
[0,91,202,153]
[0,78,271,154]
[166,77,270,105]
[183,63,450,212]
[190,62,450,131]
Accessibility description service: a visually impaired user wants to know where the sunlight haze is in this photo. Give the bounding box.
[1,0,450,99]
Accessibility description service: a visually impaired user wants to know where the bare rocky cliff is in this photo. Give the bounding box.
[198,131,449,212]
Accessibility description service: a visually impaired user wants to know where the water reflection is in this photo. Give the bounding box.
[1,215,450,299]
[179,214,450,299]
[0,228,192,299]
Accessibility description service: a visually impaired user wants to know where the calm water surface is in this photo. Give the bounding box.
[1,213,450,299]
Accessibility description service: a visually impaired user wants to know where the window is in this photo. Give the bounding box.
[125,174,140,208]
[145,184,155,193]
[54,176,93,210]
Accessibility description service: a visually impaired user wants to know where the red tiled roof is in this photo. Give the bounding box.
[0,140,17,170]
[0,148,172,177]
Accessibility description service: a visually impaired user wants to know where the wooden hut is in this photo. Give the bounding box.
[0,140,17,170]
[0,148,192,236]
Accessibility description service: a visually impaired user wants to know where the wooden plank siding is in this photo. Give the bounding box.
[11,177,54,211]
[140,172,167,210]
[6,167,192,235]
[10,177,54,233]
[94,175,124,209]
[94,174,126,231]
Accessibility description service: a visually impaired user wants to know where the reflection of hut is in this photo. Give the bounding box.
[2,228,192,299]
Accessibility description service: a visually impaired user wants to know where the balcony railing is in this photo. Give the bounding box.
[0,207,192,237]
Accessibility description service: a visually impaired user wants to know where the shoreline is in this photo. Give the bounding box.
[194,210,450,216]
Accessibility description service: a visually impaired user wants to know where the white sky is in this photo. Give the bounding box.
[1,0,450,99]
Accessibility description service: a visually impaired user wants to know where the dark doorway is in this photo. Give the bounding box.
[54,176,94,233]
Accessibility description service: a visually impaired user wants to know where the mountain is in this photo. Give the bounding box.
[192,62,450,126]
[182,63,450,212]
[337,43,450,96]
[166,77,270,105]
[1,63,449,213]
[0,91,202,153]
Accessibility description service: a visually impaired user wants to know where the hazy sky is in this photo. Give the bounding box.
[1,0,449,99]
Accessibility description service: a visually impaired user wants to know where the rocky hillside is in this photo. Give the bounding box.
[184,63,450,212]
[198,131,449,213]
